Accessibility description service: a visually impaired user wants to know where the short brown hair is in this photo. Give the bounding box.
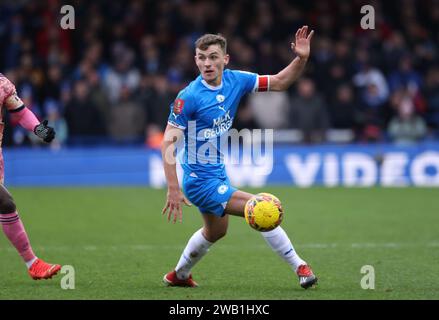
[195,34,227,54]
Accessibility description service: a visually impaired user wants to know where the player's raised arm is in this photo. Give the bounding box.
[161,123,191,223]
[1,75,55,143]
[269,26,314,92]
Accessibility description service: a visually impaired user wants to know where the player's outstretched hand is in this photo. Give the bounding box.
[162,188,192,224]
[34,120,56,143]
[291,25,314,59]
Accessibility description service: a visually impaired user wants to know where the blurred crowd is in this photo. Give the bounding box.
[1,0,439,148]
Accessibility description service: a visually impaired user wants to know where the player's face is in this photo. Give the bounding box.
[195,45,229,86]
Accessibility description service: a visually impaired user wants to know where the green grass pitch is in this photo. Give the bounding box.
[0,187,438,300]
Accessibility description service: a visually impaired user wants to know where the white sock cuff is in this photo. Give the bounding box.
[25,256,38,269]
[261,226,284,238]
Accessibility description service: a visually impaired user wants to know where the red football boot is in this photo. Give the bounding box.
[163,270,198,287]
[296,264,318,289]
[28,259,61,280]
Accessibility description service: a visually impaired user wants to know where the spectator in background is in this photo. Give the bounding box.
[233,95,258,131]
[228,38,256,71]
[103,44,140,104]
[4,14,23,71]
[144,74,173,149]
[328,84,358,131]
[332,40,354,75]
[84,68,110,127]
[148,74,175,131]
[73,43,108,82]
[322,63,350,100]
[388,55,423,94]
[108,86,146,143]
[248,91,290,129]
[44,64,64,101]
[388,91,427,145]
[353,61,389,107]
[315,40,353,96]
[256,40,282,75]
[43,99,68,149]
[353,55,390,142]
[289,78,329,143]
[64,80,105,143]
[382,32,409,73]
[424,66,439,130]
[140,35,161,75]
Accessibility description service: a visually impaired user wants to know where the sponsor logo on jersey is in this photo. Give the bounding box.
[202,110,233,139]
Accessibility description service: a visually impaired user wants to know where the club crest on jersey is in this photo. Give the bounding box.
[173,98,185,114]
[218,184,229,195]
[216,94,225,103]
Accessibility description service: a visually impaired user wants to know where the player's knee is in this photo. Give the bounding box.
[217,229,227,240]
[213,229,227,242]
[0,194,16,214]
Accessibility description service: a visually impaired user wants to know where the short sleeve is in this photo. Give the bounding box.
[167,88,195,130]
[0,74,18,107]
[234,70,270,94]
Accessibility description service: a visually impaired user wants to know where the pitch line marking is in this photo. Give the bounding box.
[1,242,438,252]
